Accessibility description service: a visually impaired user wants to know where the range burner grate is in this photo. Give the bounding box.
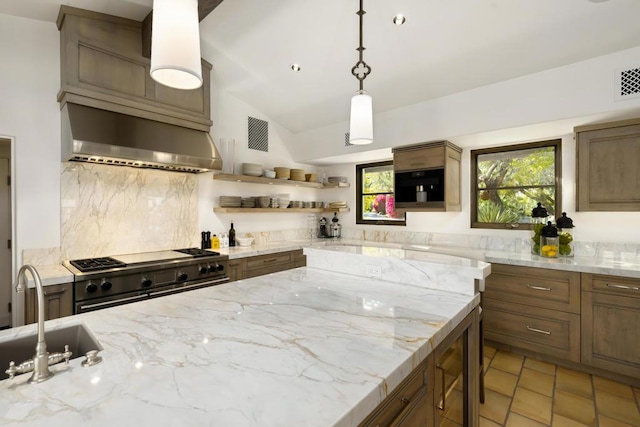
[174,248,220,257]
[70,257,127,272]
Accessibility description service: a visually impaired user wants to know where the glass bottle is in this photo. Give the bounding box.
[556,212,575,257]
[540,221,559,258]
[229,221,236,247]
[530,202,549,255]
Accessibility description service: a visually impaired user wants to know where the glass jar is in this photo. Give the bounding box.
[556,212,575,257]
[540,221,559,258]
[530,202,549,255]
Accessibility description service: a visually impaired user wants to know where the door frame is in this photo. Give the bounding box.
[0,135,17,327]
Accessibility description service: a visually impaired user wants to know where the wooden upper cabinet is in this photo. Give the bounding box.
[575,119,640,211]
[57,6,212,131]
[393,141,462,212]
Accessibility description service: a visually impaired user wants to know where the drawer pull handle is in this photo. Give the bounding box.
[606,283,640,291]
[263,258,279,264]
[44,288,67,296]
[410,162,426,167]
[526,284,552,291]
[400,397,410,404]
[526,326,551,335]
[436,365,446,411]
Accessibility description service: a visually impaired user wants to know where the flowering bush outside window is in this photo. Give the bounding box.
[356,161,405,226]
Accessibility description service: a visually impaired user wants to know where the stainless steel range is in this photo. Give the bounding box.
[64,248,229,314]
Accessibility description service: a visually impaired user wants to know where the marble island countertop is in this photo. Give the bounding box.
[0,264,479,426]
[23,238,640,288]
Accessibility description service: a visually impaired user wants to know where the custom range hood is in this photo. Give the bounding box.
[61,103,222,173]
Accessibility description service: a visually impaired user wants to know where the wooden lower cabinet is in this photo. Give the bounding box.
[25,283,74,324]
[483,264,581,363]
[360,307,479,427]
[581,274,640,379]
[227,249,306,282]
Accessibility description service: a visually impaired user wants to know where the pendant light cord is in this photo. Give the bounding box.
[351,0,371,91]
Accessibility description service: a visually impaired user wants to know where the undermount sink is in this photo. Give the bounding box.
[0,323,102,381]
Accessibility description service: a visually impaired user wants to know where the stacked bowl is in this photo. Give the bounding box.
[290,169,306,181]
[242,163,263,177]
[274,167,290,179]
[219,196,241,207]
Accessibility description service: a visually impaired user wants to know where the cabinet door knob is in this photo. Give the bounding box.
[399,397,410,404]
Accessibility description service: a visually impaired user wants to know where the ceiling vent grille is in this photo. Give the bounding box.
[345,132,353,146]
[615,66,640,101]
[248,116,268,152]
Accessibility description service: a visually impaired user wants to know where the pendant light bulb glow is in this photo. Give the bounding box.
[349,91,373,145]
[150,0,203,90]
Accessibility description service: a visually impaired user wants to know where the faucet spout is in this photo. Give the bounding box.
[15,265,53,383]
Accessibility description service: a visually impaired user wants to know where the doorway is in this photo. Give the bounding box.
[0,138,11,328]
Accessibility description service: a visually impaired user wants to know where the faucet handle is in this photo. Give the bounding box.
[6,361,18,379]
[63,345,72,365]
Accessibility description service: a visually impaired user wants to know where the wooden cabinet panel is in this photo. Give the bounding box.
[581,274,640,378]
[484,299,581,362]
[484,264,580,314]
[575,119,640,211]
[227,258,246,282]
[245,252,293,271]
[25,283,73,325]
[58,6,212,131]
[393,141,462,212]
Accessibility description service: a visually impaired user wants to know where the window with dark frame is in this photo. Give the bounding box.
[470,139,562,230]
[356,161,406,226]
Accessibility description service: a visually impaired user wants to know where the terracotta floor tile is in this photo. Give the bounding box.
[480,388,512,425]
[439,418,462,427]
[480,416,502,427]
[552,413,590,427]
[593,375,635,399]
[483,356,493,369]
[511,387,552,424]
[519,367,554,397]
[595,389,640,426]
[491,351,524,376]
[485,367,519,397]
[484,345,497,358]
[506,412,549,426]
[524,357,556,376]
[598,414,637,427]
[553,389,596,426]
[555,367,593,398]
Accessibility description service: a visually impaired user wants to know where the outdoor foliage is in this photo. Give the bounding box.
[361,166,402,221]
[476,146,556,223]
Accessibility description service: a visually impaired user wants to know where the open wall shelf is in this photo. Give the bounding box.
[213,174,349,189]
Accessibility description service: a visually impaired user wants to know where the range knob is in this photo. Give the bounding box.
[101,281,113,291]
[86,282,98,293]
[178,272,188,281]
[141,277,152,288]
[216,264,225,272]
[208,264,216,273]
[199,266,208,274]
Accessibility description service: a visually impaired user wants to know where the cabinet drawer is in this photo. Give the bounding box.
[484,298,581,362]
[245,252,293,270]
[360,357,429,427]
[485,264,580,313]
[583,273,640,298]
[292,249,306,268]
[394,146,445,171]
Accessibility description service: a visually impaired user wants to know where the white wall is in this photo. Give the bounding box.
[0,15,60,266]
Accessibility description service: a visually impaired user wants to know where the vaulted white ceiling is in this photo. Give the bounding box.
[4,0,640,134]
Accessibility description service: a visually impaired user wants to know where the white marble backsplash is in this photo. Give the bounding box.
[59,163,198,259]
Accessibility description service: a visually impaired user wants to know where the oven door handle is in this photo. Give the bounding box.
[149,277,230,298]
[78,293,149,312]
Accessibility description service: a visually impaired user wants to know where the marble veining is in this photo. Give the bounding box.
[60,163,198,260]
[0,265,478,427]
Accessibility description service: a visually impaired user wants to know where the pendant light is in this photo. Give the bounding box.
[349,0,373,145]
[150,0,203,90]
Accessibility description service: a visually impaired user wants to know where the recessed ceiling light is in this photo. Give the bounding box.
[290,64,301,72]
[392,14,406,25]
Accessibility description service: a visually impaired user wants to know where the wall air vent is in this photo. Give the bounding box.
[345,132,353,146]
[615,66,640,101]
[248,116,268,152]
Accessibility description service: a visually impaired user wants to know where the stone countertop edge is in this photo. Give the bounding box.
[0,265,479,427]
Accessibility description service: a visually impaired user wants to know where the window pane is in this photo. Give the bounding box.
[361,194,405,221]
[363,166,394,193]
[477,146,555,189]
[477,187,556,223]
